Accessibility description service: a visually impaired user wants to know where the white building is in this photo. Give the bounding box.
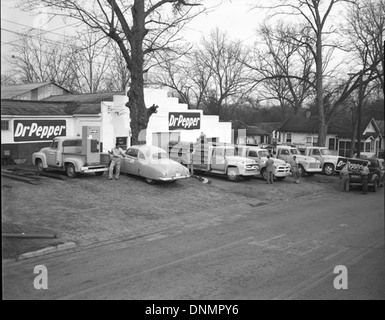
[1,87,232,164]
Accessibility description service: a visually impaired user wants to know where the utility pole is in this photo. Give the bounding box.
[356,71,363,158]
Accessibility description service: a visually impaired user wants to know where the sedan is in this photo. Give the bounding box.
[121,145,191,184]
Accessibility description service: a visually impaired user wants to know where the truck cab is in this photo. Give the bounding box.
[275,146,322,176]
[237,145,291,181]
[304,147,339,175]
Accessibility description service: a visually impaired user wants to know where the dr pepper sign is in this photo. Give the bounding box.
[168,112,201,130]
[13,120,66,142]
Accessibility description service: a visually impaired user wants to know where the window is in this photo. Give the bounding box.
[281,149,290,155]
[1,120,9,130]
[313,137,318,146]
[312,148,320,155]
[50,140,59,149]
[329,138,335,150]
[126,148,139,158]
[306,137,312,144]
[138,151,146,160]
[248,150,258,157]
[286,133,292,143]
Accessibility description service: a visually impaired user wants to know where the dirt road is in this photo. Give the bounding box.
[1,165,365,258]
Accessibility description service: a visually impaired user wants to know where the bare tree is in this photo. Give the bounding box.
[253,0,356,147]
[7,32,80,90]
[245,23,315,118]
[72,31,111,93]
[197,28,252,120]
[20,0,208,144]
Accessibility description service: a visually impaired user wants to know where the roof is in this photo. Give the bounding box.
[1,99,100,116]
[377,120,384,136]
[43,91,125,104]
[232,120,283,136]
[278,112,379,138]
[1,82,70,99]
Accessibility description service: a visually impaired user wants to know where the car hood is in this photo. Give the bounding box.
[260,157,288,166]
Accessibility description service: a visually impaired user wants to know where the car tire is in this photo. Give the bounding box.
[227,167,239,182]
[323,164,335,176]
[36,159,45,172]
[145,178,156,184]
[66,164,77,178]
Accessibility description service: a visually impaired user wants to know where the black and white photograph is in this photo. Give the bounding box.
[1,0,384,303]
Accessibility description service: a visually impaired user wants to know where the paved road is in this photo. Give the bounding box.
[3,188,384,300]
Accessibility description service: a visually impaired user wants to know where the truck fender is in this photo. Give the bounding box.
[32,152,48,168]
[64,158,83,172]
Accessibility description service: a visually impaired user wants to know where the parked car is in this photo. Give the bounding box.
[120,145,190,184]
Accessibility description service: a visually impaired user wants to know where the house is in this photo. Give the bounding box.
[276,112,383,157]
[1,81,72,101]
[232,120,282,145]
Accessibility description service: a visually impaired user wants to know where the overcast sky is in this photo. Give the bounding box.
[1,0,263,72]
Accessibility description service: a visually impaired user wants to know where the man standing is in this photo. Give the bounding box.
[340,163,351,192]
[265,155,275,184]
[361,162,370,194]
[108,143,126,180]
[291,155,300,184]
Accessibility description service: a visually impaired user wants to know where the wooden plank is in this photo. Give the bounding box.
[1,172,42,185]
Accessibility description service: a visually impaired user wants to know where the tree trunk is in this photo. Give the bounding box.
[125,0,148,145]
[316,32,326,147]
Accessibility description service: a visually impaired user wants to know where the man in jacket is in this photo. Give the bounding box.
[108,143,126,180]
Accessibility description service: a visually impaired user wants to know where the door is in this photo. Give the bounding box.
[211,148,225,171]
[310,148,321,162]
[122,148,139,175]
[46,139,59,167]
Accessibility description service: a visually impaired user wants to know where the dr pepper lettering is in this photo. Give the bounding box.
[168,112,201,130]
[13,120,66,142]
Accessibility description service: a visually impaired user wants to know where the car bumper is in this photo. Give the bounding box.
[304,167,322,173]
[158,174,191,181]
[81,166,109,173]
[274,171,292,177]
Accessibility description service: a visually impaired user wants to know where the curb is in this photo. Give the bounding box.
[17,241,77,260]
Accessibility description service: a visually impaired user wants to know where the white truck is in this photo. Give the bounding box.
[236,145,291,181]
[168,141,259,181]
[304,147,340,175]
[275,145,322,176]
[32,126,109,178]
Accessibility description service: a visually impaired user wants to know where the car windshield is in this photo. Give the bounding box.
[258,150,270,157]
[152,152,169,160]
[320,149,337,156]
[290,149,300,155]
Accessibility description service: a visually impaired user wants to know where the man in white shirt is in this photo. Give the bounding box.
[108,143,126,180]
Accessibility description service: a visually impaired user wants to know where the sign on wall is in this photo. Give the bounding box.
[13,120,66,142]
[168,112,201,131]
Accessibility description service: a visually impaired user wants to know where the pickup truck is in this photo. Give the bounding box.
[168,141,259,181]
[275,145,322,176]
[304,147,340,175]
[32,136,109,178]
[236,145,291,181]
[335,157,384,192]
